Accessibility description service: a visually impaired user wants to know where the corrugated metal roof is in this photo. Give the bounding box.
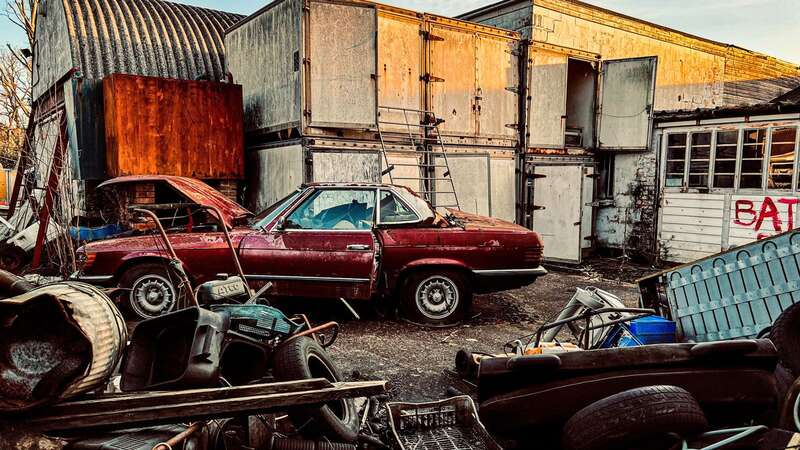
[61,0,244,82]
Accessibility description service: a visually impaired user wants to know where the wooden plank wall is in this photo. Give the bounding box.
[103,74,245,180]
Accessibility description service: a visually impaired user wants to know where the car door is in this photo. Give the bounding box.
[238,187,378,300]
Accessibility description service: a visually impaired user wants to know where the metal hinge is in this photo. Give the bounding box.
[303,109,311,118]
[531,205,545,211]
[527,173,546,179]
[505,123,519,130]
[505,86,520,94]
[421,74,445,83]
[420,30,445,41]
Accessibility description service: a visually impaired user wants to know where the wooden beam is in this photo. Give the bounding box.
[15,380,387,433]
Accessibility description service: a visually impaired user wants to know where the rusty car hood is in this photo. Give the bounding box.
[98,175,252,228]
[445,209,527,232]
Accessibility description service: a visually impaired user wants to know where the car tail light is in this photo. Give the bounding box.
[523,246,543,263]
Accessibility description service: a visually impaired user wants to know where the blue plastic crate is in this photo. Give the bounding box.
[630,316,676,344]
[661,230,800,342]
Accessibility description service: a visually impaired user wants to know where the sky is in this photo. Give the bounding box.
[1,0,798,64]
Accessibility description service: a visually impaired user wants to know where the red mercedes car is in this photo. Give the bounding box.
[75,177,545,325]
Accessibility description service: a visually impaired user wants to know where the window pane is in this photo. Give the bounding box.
[768,127,796,190]
[379,191,419,223]
[714,160,736,174]
[740,175,763,189]
[666,161,685,174]
[741,160,763,173]
[668,134,687,147]
[667,148,686,160]
[713,175,734,188]
[717,131,738,145]
[688,132,711,187]
[744,129,767,145]
[692,133,711,146]
[285,189,376,230]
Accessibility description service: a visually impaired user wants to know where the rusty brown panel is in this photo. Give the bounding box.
[103,73,245,180]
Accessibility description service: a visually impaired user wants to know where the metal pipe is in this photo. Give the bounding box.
[152,422,204,450]
[197,205,252,297]
[0,269,35,296]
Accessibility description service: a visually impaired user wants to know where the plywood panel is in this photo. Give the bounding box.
[490,155,516,221]
[247,144,305,212]
[312,150,381,183]
[532,165,583,262]
[528,49,567,148]
[476,35,518,139]
[309,2,377,128]
[377,13,423,132]
[225,0,302,134]
[434,154,489,215]
[428,24,477,137]
[103,74,245,179]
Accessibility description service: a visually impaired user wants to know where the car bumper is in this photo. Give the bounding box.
[69,271,115,286]
[472,266,548,294]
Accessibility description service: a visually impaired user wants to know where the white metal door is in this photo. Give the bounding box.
[428,24,477,137]
[308,1,377,129]
[597,56,657,151]
[527,49,568,148]
[532,165,583,263]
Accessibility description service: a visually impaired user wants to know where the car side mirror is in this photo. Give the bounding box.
[275,216,287,231]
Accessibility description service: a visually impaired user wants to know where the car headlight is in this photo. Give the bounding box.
[75,251,95,271]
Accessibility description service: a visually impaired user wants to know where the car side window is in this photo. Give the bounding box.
[379,190,419,224]
[284,189,376,230]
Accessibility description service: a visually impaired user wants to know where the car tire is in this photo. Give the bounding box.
[400,269,471,327]
[272,336,359,442]
[0,244,28,274]
[561,385,708,450]
[119,262,187,320]
[770,302,800,376]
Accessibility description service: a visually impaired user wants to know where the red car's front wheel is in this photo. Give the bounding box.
[119,263,186,320]
[400,269,471,326]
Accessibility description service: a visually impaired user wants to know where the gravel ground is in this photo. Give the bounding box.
[276,268,641,402]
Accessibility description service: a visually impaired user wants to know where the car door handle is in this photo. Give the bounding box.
[347,244,371,251]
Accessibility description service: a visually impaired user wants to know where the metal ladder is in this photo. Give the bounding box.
[376,106,460,211]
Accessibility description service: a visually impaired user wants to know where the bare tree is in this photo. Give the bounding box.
[0,0,38,167]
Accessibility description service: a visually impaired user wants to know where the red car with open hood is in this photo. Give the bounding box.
[75,178,545,325]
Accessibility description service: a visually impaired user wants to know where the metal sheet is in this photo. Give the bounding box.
[225,0,303,134]
[428,24,477,137]
[435,153,490,216]
[103,74,245,180]
[34,0,243,99]
[532,165,583,263]
[490,155,516,222]
[377,12,423,132]
[308,1,377,129]
[528,49,567,148]
[581,166,595,249]
[476,35,518,139]
[311,150,381,183]
[597,56,657,151]
[247,144,305,213]
[658,192,726,263]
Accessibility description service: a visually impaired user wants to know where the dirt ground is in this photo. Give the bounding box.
[276,265,642,402]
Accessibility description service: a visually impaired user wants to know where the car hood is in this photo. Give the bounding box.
[446,209,528,232]
[98,175,252,228]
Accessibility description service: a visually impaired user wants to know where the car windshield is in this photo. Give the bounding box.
[394,187,435,221]
[251,190,303,229]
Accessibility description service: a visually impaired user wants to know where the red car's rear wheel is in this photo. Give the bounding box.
[401,269,471,326]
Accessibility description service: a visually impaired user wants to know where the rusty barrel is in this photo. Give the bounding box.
[0,281,127,412]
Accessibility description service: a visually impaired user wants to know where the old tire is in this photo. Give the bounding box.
[770,302,800,375]
[272,336,359,442]
[562,385,708,450]
[400,269,470,326]
[119,263,186,320]
[0,244,28,274]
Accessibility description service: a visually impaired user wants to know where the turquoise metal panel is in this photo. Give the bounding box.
[662,230,800,342]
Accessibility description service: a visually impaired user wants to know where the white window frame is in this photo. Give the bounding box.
[659,119,800,195]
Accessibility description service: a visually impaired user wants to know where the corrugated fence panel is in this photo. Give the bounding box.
[60,0,243,82]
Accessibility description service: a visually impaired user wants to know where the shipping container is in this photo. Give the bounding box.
[225,0,521,147]
[245,138,516,222]
[103,74,245,180]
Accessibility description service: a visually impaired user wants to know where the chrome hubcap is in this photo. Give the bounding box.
[416,275,459,320]
[131,274,176,317]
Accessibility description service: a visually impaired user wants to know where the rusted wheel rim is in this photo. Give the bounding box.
[130,274,177,318]
[415,275,459,320]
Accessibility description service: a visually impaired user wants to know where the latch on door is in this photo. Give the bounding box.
[347,244,370,251]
